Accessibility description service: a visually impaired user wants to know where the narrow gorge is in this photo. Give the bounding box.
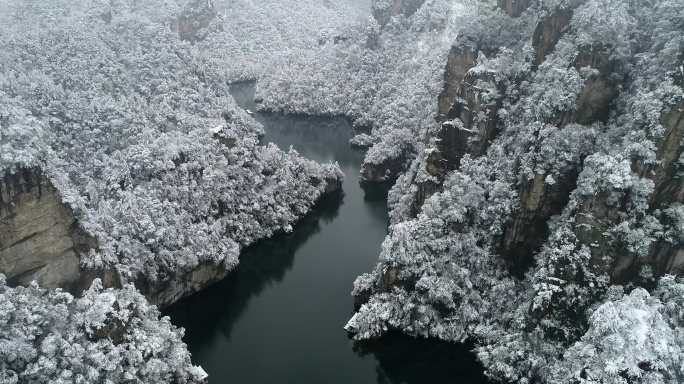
[1,0,682,383]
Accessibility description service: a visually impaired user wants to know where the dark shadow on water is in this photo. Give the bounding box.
[257,113,360,166]
[355,333,490,384]
[229,80,259,111]
[361,181,391,203]
[165,190,344,345]
[230,81,360,167]
[166,79,491,384]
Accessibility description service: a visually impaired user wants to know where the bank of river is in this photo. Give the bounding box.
[166,82,488,383]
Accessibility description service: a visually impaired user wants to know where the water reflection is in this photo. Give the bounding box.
[165,81,488,383]
[357,333,488,384]
[231,80,363,167]
[167,190,343,346]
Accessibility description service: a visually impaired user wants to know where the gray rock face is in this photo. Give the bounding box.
[0,165,344,308]
[501,46,621,273]
[500,170,578,275]
[394,34,497,221]
[532,8,574,66]
[648,241,684,277]
[436,119,473,168]
[0,168,97,292]
[409,38,505,217]
[137,262,230,308]
[497,0,531,17]
[360,152,409,185]
[570,190,683,284]
[372,0,426,27]
[438,41,478,119]
[635,101,683,279]
[438,37,503,165]
[572,102,683,282]
[430,2,622,279]
[0,168,221,307]
[173,0,218,42]
[561,44,621,126]
[651,101,684,206]
[413,176,440,217]
[618,101,684,280]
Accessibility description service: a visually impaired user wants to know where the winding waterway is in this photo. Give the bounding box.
[166,82,488,383]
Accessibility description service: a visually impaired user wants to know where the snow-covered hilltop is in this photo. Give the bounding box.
[0,0,345,306]
[189,0,372,82]
[342,0,684,382]
[1,0,683,382]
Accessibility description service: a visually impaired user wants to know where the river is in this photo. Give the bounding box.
[166,82,488,383]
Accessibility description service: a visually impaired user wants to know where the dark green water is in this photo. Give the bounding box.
[166,82,488,384]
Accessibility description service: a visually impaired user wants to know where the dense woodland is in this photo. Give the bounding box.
[1,1,346,380]
[0,0,342,291]
[0,276,207,383]
[1,0,683,383]
[339,1,684,383]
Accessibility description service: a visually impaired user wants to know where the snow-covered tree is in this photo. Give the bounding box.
[549,285,684,384]
[0,275,207,384]
[0,0,343,297]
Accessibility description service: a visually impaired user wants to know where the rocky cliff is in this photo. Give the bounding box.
[0,168,100,293]
[173,0,219,42]
[411,0,630,276]
[0,0,347,310]
[0,167,230,306]
[372,0,427,27]
[349,0,684,382]
[0,162,342,308]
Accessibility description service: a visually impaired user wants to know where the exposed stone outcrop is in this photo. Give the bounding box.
[628,101,684,280]
[501,43,621,276]
[413,177,441,217]
[372,0,426,27]
[429,2,612,278]
[532,8,574,66]
[173,0,218,42]
[323,173,344,194]
[569,192,682,284]
[559,44,621,126]
[573,101,684,282]
[405,37,504,216]
[0,168,100,292]
[651,101,684,206]
[408,36,504,216]
[0,164,343,308]
[499,51,619,274]
[440,79,501,158]
[360,152,410,185]
[647,240,684,277]
[438,37,505,163]
[436,119,472,168]
[349,1,684,380]
[498,0,531,17]
[615,101,684,281]
[500,170,578,276]
[410,148,445,217]
[136,261,230,307]
[438,41,479,119]
[572,191,632,281]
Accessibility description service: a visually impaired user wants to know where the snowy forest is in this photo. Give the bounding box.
[1,0,683,383]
